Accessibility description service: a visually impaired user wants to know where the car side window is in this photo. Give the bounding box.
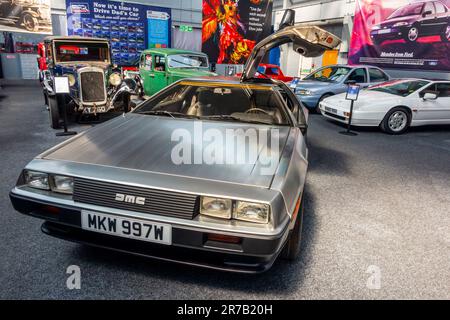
[368,68,389,82]
[154,55,166,72]
[419,84,437,98]
[142,54,152,70]
[435,1,446,13]
[347,68,367,83]
[423,1,435,14]
[436,83,450,97]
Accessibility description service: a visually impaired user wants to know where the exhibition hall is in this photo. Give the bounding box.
[0,0,448,303]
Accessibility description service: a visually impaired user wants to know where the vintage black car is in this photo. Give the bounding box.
[0,0,51,32]
[42,36,137,129]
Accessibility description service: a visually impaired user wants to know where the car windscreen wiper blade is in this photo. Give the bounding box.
[201,114,272,125]
[137,110,200,119]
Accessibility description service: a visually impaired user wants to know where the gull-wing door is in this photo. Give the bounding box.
[241,10,342,82]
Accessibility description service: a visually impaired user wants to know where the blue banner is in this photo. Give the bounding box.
[66,0,171,66]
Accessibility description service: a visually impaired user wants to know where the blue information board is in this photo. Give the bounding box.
[66,0,171,66]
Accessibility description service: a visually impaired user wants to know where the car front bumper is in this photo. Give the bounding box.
[10,190,290,273]
[370,27,404,41]
[319,101,381,127]
[295,94,320,109]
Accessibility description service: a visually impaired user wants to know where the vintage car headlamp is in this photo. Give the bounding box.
[65,74,76,87]
[109,73,122,87]
[51,175,74,194]
[296,89,312,96]
[23,170,50,190]
[393,22,409,28]
[200,196,232,219]
[234,201,270,224]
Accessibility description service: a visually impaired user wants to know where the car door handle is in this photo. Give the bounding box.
[149,74,155,78]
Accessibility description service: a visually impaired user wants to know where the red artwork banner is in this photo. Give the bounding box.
[202,0,273,64]
[349,0,450,71]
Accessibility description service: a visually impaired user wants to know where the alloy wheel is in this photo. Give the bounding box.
[388,111,407,132]
[408,27,419,41]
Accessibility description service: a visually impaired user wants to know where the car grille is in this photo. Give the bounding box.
[73,178,199,220]
[80,71,105,103]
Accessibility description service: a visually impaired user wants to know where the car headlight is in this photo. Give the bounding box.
[23,170,49,190]
[200,197,232,219]
[64,74,76,86]
[297,89,312,95]
[372,25,381,31]
[234,201,270,224]
[52,175,74,194]
[393,22,409,27]
[200,196,270,224]
[109,72,122,86]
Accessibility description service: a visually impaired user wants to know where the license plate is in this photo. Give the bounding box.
[378,28,391,34]
[325,106,337,114]
[81,211,172,245]
[84,106,106,113]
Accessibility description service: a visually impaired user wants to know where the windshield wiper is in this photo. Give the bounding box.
[201,115,272,125]
[137,110,200,119]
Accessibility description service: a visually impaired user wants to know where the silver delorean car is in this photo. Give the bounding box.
[10,12,341,273]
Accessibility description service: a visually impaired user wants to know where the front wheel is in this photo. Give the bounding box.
[380,107,410,135]
[48,96,61,129]
[21,13,38,32]
[441,24,450,42]
[281,193,305,261]
[405,26,419,42]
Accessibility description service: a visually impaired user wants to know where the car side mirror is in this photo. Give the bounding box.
[422,10,432,17]
[423,92,438,100]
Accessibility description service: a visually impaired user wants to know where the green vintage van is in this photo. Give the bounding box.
[138,48,216,96]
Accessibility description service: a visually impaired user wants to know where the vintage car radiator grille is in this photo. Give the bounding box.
[80,71,106,103]
[73,178,199,219]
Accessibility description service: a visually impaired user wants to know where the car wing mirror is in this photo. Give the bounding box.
[422,10,432,17]
[423,92,438,100]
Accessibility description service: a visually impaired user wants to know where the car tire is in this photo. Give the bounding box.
[315,94,332,114]
[21,13,38,32]
[380,107,411,135]
[405,25,419,43]
[48,95,61,129]
[281,193,305,261]
[440,24,450,42]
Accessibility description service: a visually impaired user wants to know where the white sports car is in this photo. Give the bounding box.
[319,79,450,134]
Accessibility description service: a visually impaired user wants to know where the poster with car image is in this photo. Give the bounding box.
[65,0,171,66]
[0,0,52,34]
[349,0,450,71]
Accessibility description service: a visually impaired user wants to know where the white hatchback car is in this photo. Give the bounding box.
[319,79,450,134]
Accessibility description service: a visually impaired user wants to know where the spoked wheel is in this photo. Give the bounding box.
[441,25,450,42]
[380,107,410,135]
[22,13,38,32]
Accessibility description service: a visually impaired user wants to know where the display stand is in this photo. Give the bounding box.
[339,81,360,136]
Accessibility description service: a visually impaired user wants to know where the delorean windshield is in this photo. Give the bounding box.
[135,82,290,125]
